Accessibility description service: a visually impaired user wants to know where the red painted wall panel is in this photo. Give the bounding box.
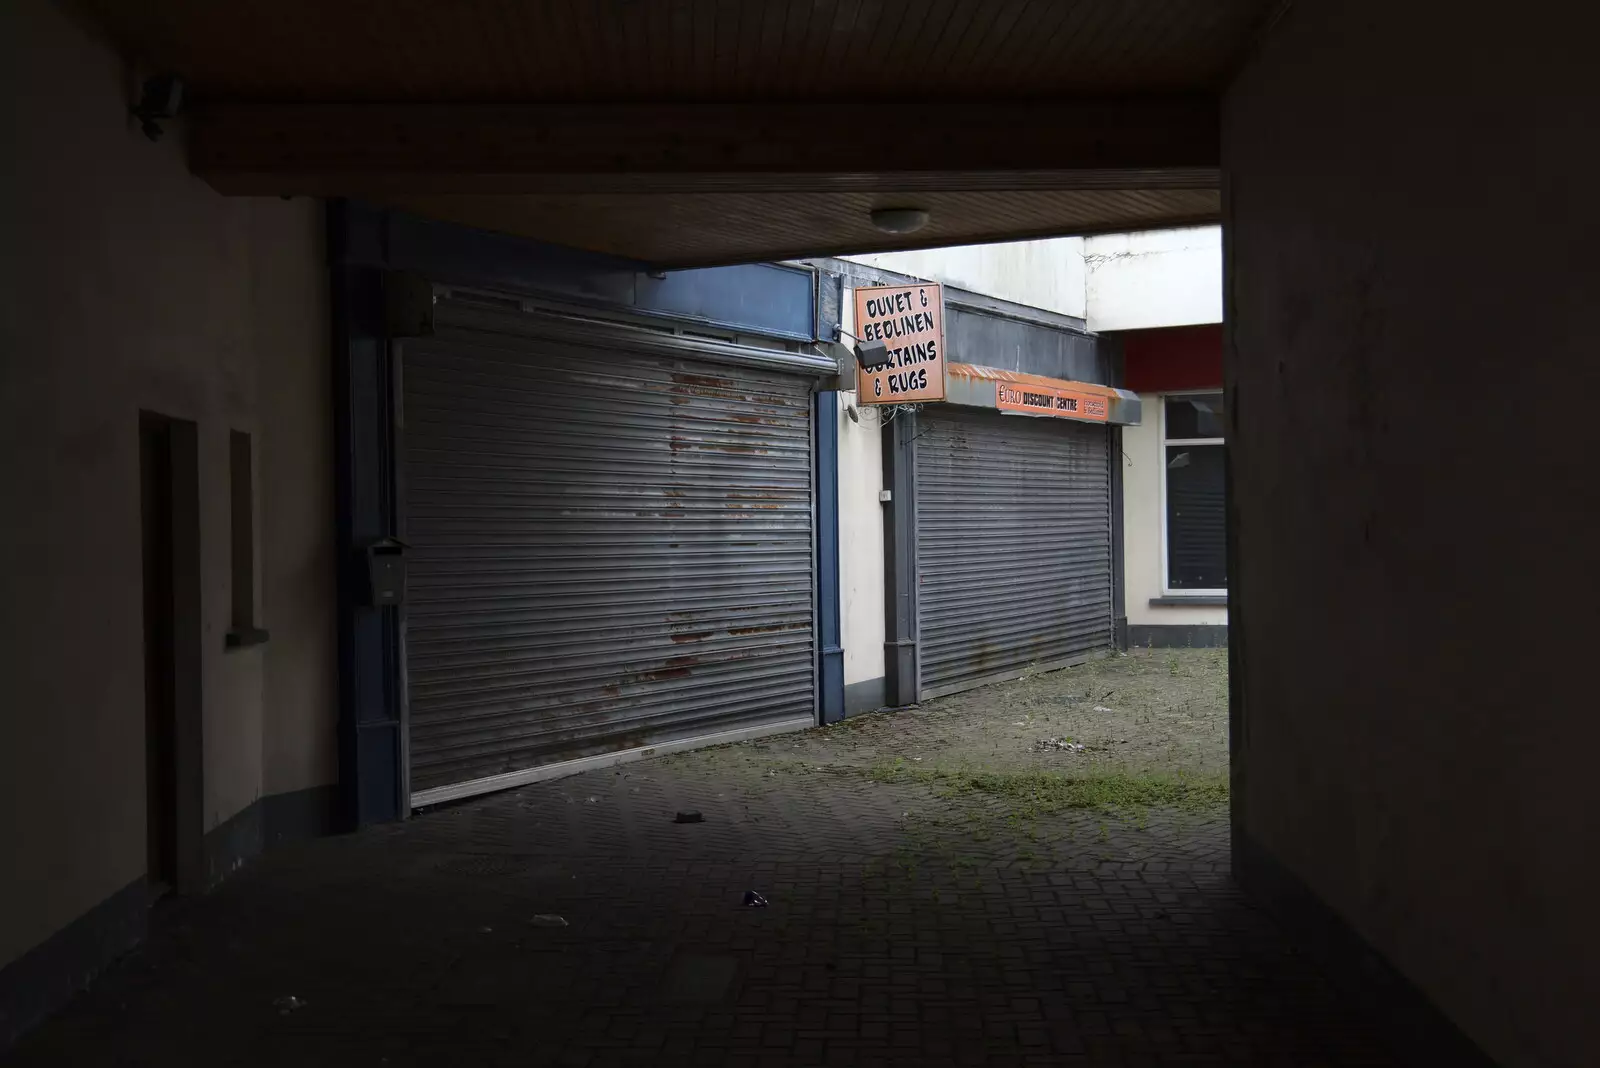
[1121,324,1223,393]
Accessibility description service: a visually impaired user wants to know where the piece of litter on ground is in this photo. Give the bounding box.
[912,757,922,762]
[674,810,703,824]
[586,796,599,803]
[529,914,568,927]
[273,996,306,1015]
[742,891,768,908]
[1031,737,1087,753]
[1092,705,1114,713]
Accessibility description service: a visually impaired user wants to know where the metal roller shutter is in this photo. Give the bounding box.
[917,408,1113,697]
[401,302,816,804]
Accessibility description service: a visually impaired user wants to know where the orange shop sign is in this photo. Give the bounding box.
[853,283,946,405]
[995,382,1109,422]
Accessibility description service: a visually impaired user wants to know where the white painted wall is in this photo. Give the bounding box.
[843,237,1088,320]
[836,297,886,692]
[842,227,1221,336]
[1085,226,1222,332]
[1121,397,1227,629]
[2,0,333,973]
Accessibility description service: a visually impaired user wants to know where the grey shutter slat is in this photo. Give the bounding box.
[916,409,1112,697]
[402,306,815,801]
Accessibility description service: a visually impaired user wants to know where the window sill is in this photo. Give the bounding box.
[1149,595,1228,607]
[225,626,271,650]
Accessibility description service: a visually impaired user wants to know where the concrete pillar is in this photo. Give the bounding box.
[1225,2,1599,1064]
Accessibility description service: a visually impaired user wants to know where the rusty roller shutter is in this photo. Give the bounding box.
[401,301,818,805]
[916,408,1113,698]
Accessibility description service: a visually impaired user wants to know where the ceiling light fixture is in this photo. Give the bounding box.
[869,207,931,235]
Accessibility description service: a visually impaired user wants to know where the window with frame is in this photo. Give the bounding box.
[1163,392,1227,591]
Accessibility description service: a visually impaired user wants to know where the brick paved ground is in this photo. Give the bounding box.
[680,647,1231,783]
[5,652,1401,1066]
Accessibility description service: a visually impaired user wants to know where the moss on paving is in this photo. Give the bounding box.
[669,648,1232,837]
[868,758,1228,814]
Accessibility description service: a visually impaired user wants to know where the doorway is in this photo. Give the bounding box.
[139,412,203,893]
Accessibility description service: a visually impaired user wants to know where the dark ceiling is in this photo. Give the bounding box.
[387,188,1222,265]
[78,0,1277,264]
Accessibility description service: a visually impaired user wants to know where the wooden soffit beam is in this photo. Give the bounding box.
[189,96,1220,196]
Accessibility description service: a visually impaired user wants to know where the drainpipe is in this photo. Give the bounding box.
[815,391,845,724]
[882,409,920,707]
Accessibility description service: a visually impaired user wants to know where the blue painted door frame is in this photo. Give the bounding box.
[815,392,845,724]
[328,203,406,827]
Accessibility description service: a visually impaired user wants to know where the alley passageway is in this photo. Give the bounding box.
[5,652,1399,1066]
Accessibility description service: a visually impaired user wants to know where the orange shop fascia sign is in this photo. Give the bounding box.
[852,283,946,405]
[995,381,1109,422]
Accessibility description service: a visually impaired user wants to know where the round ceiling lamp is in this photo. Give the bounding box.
[869,207,931,235]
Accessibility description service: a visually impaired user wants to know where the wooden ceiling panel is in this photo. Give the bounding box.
[81,0,1275,102]
[383,188,1222,267]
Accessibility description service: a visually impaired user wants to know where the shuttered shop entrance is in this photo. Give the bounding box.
[917,409,1113,697]
[401,302,819,805]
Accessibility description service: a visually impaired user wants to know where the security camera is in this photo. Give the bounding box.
[132,75,184,141]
